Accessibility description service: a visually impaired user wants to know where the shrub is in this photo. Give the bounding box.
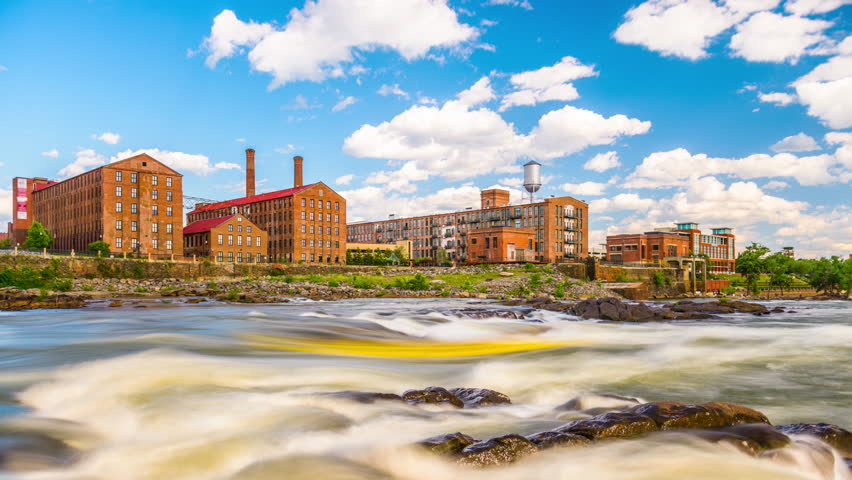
[135,286,149,293]
[51,279,73,292]
[87,241,111,256]
[392,273,430,291]
[82,285,95,292]
[664,276,672,286]
[652,271,665,287]
[615,272,629,282]
[523,263,536,272]
[721,286,736,296]
[225,289,240,301]
[529,273,543,290]
[328,280,340,288]
[351,275,375,289]
[554,283,565,298]
[510,285,530,297]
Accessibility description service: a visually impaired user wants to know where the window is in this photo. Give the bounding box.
[228,235,233,246]
[318,200,323,209]
[131,203,138,214]
[310,212,315,221]
[256,253,262,263]
[246,236,252,247]
[310,254,315,262]
[153,190,160,200]
[131,221,138,232]
[247,226,252,233]
[228,252,234,262]
[166,223,173,234]
[301,211,306,220]
[116,220,123,231]
[153,205,159,216]
[310,225,315,234]
[301,198,306,207]
[237,252,243,263]
[131,173,137,183]
[116,186,122,197]
[152,175,158,186]
[334,214,339,223]
[116,202,123,213]
[217,234,223,245]
[301,239,306,247]
[310,199,315,208]
[166,177,172,187]
[131,238,138,249]
[217,252,223,262]
[327,201,331,209]
[228,224,233,232]
[237,236,243,246]
[166,191,172,202]
[335,202,339,210]
[116,238,122,248]
[334,227,339,235]
[131,188,138,198]
[152,223,158,233]
[166,207,172,217]
[256,236,261,247]
[301,253,306,261]
[301,224,306,233]
[237,225,242,233]
[115,171,122,182]
[152,239,158,249]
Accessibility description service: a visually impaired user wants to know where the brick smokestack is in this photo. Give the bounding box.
[294,156,303,188]
[245,148,256,197]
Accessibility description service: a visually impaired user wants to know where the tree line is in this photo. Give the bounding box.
[736,243,851,294]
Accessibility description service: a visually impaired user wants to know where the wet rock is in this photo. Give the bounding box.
[571,297,661,322]
[455,309,526,320]
[458,434,538,467]
[667,429,777,456]
[402,387,464,408]
[449,388,511,408]
[719,424,791,452]
[628,401,769,430]
[771,306,785,313]
[108,300,123,308]
[557,411,659,440]
[556,393,642,413]
[323,391,403,404]
[185,298,207,304]
[761,437,837,478]
[0,288,90,311]
[0,432,77,471]
[845,457,852,471]
[775,423,852,455]
[420,432,478,455]
[526,431,591,449]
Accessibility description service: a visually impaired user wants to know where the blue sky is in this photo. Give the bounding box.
[1,0,850,257]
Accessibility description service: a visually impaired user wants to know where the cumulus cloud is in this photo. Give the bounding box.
[499,56,596,110]
[58,149,108,179]
[335,174,355,185]
[111,149,241,176]
[758,91,797,105]
[624,147,845,187]
[560,181,609,196]
[583,151,621,172]
[201,1,477,88]
[730,11,831,63]
[483,0,533,9]
[590,193,655,212]
[377,84,410,99]
[92,132,121,145]
[457,77,495,107]
[770,132,820,152]
[792,44,852,129]
[529,105,651,159]
[826,131,852,168]
[364,161,430,192]
[785,0,851,15]
[332,96,357,112]
[342,184,488,222]
[762,180,789,189]
[0,188,12,224]
[41,149,59,158]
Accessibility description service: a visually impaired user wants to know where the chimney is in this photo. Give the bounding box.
[294,156,304,188]
[245,148,256,197]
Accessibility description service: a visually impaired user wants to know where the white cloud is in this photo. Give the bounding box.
[590,193,655,212]
[335,174,355,185]
[457,77,495,107]
[332,96,357,112]
[275,145,297,154]
[58,149,108,179]
[41,149,59,158]
[770,132,820,152]
[792,48,852,129]
[614,0,739,60]
[729,11,831,63]
[826,131,852,168]
[483,0,533,9]
[0,65,7,72]
[378,84,410,99]
[625,147,845,187]
[111,149,241,176]
[560,181,609,196]
[499,56,596,110]
[342,184,484,221]
[92,132,121,145]
[724,0,781,13]
[758,91,796,105]
[235,138,246,143]
[583,151,621,172]
[365,161,431,193]
[762,180,789,189]
[202,1,477,88]
[785,0,851,15]
[529,105,651,159]
[282,94,321,110]
[498,177,524,187]
[0,188,12,224]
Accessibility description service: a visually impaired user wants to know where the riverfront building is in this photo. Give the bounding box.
[606,222,736,274]
[186,152,347,264]
[24,154,184,256]
[183,214,268,263]
[346,189,589,264]
[9,177,55,246]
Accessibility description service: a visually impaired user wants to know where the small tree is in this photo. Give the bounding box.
[87,241,111,256]
[735,243,769,294]
[0,238,11,248]
[24,221,54,249]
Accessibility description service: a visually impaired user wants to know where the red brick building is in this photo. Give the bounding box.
[347,189,588,263]
[25,154,184,256]
[183,214,268,263]
[468,227,535,263]
[606,223,736,273]
[9,177,55,246]
[186,152,347,264]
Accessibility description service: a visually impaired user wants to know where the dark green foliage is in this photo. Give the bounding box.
[0,261,70,291]
[24,221,54,249]
[528,273,542,290]
[87,241,111,256]
[736,243,852,294]
[652,271,665,287]
[0,238,11,248]
[392,273,430,291]
[554,282,565,298]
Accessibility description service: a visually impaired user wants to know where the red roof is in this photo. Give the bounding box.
[183,215,235,235]
[188,184,315,214]
[33,181,58,191]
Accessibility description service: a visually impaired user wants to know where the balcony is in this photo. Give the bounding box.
[564,212,579,219]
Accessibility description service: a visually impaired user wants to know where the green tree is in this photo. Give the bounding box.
[24,221,54,249]
[735,243,770,294]
[0,238,11,248]
[87,241,111,256]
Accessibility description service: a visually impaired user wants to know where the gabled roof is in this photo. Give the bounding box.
[183,215,236,235]
[188,184,315,214]
[107,153,182,177]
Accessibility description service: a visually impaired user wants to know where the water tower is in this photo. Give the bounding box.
[523,160,542,203]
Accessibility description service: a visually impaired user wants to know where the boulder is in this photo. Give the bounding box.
[556,393,642,414]
[775,423,852,456]
[402,387,464,408]
[449,388,511,408]
[323,391,403,404]
[628,401,769,430]
[108,300,123,308]
[0,431,77,471]
[420,432,478,455]
[526,431,591,449]
[557,411,659,440]
[458,434,538,467]
[719,424,791,452]
[570,298,662,322]
[455,309,526,320]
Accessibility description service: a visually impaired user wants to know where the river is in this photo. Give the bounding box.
[0,298,850,479]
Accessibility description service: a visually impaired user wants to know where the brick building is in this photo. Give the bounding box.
[606,222,736,273]
[346,189,588,263]
[183,214,268,263]
[9,177,55,246]
[186,152,347,264]
[26,153,184,256]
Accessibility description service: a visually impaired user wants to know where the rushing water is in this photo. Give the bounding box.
[0,298,850,479]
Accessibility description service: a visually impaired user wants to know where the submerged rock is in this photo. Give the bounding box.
[449,388,511,408]
[0,431,77,471]
[458,434,538,467]
[571,297,660,322]
[526,431,591,449]
[557,411,659,440]
[629,401,770,430]
[402,387,464,408]
[420,432,478,455]
[323,391,403,404]
[454,309,526,320]
[0,288,90,311]
[556,393,642,414]
[775,423,852,456]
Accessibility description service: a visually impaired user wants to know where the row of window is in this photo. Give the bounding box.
[114,237,173,250]
[300,239,340,248]
[115,202,173,216]
[115,186,174,202]
[116,221,174,233]
[301,198,341,210]
[299,211,340,222]
[216,252,263,263]
[115,171,173,187]
[216,234,262,247]
[300,225,341,235]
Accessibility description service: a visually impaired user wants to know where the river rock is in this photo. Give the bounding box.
[775,423,852,455]
[570,297,661,322]
[448,388,511,408]
[526,431,591,449]
[323,391,403,404]
[0,288,89,311]
[628,401,770,430]
[556,393,642,414]
[420,432,478,455]
[402,387,464,408]
[557,411,659,440]
[0,431,77,471]
[719,424,791,451]
[458,434,538,467]
[454,309,526,320]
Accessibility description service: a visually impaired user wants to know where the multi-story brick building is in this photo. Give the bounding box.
[606,222,736,273]
[183,214,268,263]
[346,189,589,263]
[186,152,347,264]
[9,177,55,246]
[28,153,184,256]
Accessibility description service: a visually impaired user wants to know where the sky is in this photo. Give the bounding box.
[1,0,850,257]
